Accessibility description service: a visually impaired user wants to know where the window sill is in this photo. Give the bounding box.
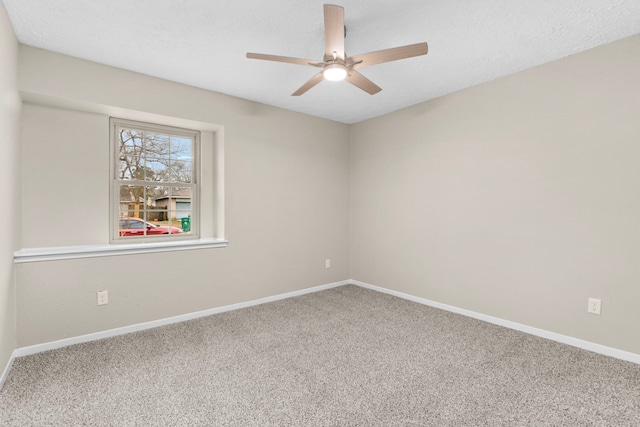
[13,238,228,263]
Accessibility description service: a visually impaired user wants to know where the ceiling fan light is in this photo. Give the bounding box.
[323,63,347,81]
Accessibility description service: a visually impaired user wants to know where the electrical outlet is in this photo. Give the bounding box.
[325,259,331,269]
[587,297,601,315]
[97,290,109,306]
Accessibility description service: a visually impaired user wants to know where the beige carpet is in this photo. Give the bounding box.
[1,285,639,426]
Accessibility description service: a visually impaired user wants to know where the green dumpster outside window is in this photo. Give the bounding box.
[181,217,191,232]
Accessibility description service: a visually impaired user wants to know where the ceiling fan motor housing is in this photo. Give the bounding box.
[323,63,348,81]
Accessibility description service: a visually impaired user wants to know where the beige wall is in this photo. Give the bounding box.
[0,4,20,373]
[351,34,640,354]
[16,46,350,346]
[12,31,640,357]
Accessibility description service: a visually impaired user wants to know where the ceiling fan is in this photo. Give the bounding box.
[246,4,428,96]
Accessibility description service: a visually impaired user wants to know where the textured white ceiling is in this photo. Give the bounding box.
[3,0,640,123]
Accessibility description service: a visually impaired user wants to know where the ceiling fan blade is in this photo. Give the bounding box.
[324,4,345,61]
[348,42,428,69]
[292,71,325,96]
[345,70,382,95]
[246,52,318,67]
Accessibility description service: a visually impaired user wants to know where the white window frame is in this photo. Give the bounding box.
[109,117,200,243]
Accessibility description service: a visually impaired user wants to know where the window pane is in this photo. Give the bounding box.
[171,136,192,159]
[146,133,170,159]
[145,185,163,202]
[118,156,140,180]
[144,159,168,181]
[145,186,165,223]
[119,185,145,210]
[170,187,192,202]
[118,129,144,156]
[170,160,192,183]
[151,186,170,215]
[149,187,192,219]
[118,214,148,237]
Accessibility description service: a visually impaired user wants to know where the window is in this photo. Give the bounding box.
[110,118,199,242]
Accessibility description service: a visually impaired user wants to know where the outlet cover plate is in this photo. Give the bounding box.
[587,297,601,315]
[97,290,109,306]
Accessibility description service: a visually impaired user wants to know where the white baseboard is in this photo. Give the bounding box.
[14,280,349,358]
[0,351,16,390]
[350,279,640,365]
